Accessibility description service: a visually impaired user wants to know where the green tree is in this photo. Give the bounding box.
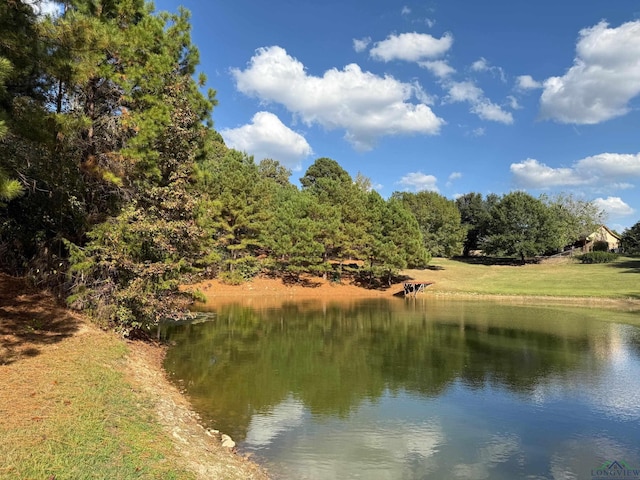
[543,193,604,252]
[258,158,292,187]
[393,191,465,257]
[196,149,268,278]
[0,57,23,204]
[262,188,325,279]
[483,192,559,263]
[63,2,216,333]
[455,192,493,256]
[620,220,640,254]
[300,157,371,272]
[363,192,430,285]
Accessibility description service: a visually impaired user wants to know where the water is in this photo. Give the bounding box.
[161,298,640,479]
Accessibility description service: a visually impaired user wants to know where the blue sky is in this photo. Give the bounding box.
[153,0,640,231]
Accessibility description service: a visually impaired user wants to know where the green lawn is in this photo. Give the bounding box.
[0,331,195,480]
[406,256,640,299]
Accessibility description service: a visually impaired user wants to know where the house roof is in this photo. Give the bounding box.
[587,225,621,241]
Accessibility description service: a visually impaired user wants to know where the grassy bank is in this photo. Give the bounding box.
[410,255,640,299]
[0,274,268,480]
[1,328,193,479]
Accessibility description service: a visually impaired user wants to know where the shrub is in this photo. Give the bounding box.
[577,251,618,264]
[219,270,245,285]
[592,240,609,252]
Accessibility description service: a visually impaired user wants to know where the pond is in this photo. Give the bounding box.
[160,298,640,479]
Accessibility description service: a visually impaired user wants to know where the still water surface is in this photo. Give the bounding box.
[161,298,640,479]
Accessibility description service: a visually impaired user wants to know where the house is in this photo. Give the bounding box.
[574,225,621,253]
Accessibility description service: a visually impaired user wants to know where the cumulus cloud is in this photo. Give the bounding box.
[472,101,514,123]
[516,75,542,90]
[401,6,411,15]
[220,111,312,170]
[510,152,640,189]
[470,57,506,82]
[231,46,444,150]
[420,60,456,78]
[506,95,521,110]
[446,81,482,103]
[370,32,453,62]
[510,159,588,188]
[397,172,439,192]
[539,20,640,124]
[593,197,635,217]
[353,37,371,53]
[446,171,462,187]
[577,152,640,177]
[446,81,514,124]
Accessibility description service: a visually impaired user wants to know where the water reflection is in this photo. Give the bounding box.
[161,298,640,479]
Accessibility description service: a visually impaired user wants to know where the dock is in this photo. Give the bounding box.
[403,281,434,297]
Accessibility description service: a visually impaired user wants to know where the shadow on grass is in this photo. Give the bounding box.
[0,274,81,365]
[451,256,528,266]
[607,256,640,274]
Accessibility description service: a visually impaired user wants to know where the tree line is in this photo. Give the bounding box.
[1,1,636,334]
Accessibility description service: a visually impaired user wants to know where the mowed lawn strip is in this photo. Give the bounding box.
[0,326,195,480]
[407,256,640,299]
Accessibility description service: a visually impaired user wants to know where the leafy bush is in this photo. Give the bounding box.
[592,240,609,252]
[219,270,245,285]
[577,252,618,264]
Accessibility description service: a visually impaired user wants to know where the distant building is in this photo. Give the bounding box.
[574,225,621,253]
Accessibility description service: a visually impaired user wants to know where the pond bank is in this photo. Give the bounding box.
[189,274,640,312]
[0,273,269,480]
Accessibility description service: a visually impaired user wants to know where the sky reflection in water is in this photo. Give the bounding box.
[162,299,640,479]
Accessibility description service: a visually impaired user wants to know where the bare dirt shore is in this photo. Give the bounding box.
[0,273,269,480]
[189,273,640,311]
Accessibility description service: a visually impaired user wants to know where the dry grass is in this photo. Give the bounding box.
[0,274,269,480]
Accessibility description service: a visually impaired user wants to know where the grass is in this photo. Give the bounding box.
[407,255,640,299]
[0,330,195,480]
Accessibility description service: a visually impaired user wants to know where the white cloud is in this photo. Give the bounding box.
[539,20,640,124]
[470,57,506,82]
[516,75,542,90]
[397,172,439,192]
[471,58,489,72]
[471,100,514,124]
[446,81,482,103]
[370,32,453,62]
[424,18,436,28]
[593,197,635,217]
[510,159,588,188]
[447,171,462,187]
[220,111,312,170]
[419,60,456,78]
[353,37,371,53]
[510,152,640,189]
[446,81,513,124]
[471,127,486,137]
[576,152,640,177]
[401,6,411,15]
[232,46,444,150]
[506,95,521,110]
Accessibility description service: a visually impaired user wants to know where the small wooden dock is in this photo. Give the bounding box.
[403,281,434,297]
